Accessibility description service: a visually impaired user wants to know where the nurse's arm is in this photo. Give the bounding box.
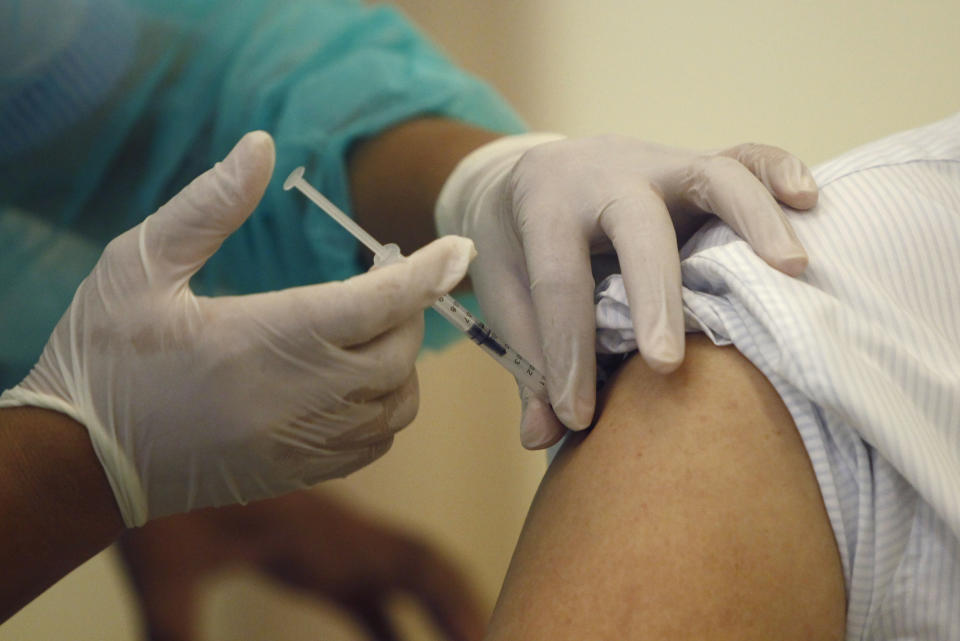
[0,407,123,622]
[348,117,500,255]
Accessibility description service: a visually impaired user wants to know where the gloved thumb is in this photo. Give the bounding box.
[235,235,477,349]
[139,131,275,286]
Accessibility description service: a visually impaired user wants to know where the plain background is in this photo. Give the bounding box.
[4,1,959,639]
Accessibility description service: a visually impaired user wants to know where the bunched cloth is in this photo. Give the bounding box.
[595,113,960,639]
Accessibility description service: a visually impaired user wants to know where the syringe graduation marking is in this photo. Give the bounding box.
[467,323,507,356]
[284,167,549,400]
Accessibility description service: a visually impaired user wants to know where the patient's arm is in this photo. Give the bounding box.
[486,334,845,640]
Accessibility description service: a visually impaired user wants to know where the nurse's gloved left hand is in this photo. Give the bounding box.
[436,134,818,450]
[0,132,475,527]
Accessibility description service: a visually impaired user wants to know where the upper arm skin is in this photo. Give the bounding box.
[486,334,845,641]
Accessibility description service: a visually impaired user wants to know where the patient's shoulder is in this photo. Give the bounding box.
[553,334,798,480]
[485,334,845,640]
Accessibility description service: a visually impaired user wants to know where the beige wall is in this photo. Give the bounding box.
[400,0,960,164]
[4,1,959,639]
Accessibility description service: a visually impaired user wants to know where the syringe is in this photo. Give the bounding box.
[284,167,549,401]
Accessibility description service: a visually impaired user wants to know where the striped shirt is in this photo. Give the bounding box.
[595,112,960,639]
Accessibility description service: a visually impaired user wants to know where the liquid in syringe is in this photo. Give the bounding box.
[283,167,549,400]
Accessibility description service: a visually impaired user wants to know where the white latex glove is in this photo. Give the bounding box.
[436,134,818,449]
[0,132,475,526]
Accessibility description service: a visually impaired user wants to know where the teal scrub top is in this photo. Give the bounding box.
[0,0,525,386]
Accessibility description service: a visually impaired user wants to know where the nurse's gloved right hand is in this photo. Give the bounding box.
[0,132,474,527]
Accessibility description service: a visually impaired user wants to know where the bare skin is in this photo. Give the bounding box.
[485,334,846,640]
[349,117,501,256]
[0,407,124,622]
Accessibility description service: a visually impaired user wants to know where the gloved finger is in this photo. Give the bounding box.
[238,235,474,350]
[467,247,566,448]
[317,438,397,484]
[275,435,395,487]
[519,390,566,450]
[320,235,473,346]
[718,143,819,210]
[599,192,685,373]
[340,312,424,397]
[677,155,809,276]
[282,310,424,417]
[518,202,598,430]
[322,370,421,449]
[140,131,275,286]
[275,348,421,443]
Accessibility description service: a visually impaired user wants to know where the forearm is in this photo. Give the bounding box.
[0,407,123,622]
[348,117,503,255]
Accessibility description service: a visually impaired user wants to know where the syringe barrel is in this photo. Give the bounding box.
[285,167,550,402]
[432,295,549,400]
[431,295,472,332]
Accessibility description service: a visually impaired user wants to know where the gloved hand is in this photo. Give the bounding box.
[436,134,818,449]
[0,132,475,526]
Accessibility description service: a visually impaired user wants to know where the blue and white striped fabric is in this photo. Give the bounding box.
[595,112,960,639]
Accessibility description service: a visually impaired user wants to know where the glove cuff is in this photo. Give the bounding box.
[435,133,565,237]
[0,386,148,528]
